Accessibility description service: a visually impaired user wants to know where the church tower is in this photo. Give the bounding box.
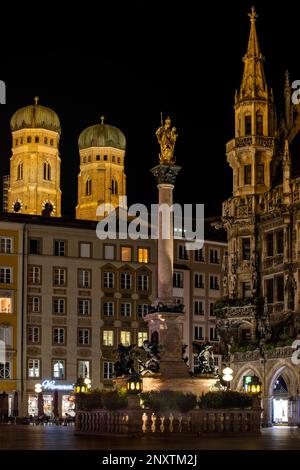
[222,7,276,302]
[227,7,276,198]
[8,97,61,216]
[76,117,126,221]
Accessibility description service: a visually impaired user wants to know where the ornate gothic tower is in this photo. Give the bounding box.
[76,117,126,221]
[222,7,276,301]
[8,98,61,216]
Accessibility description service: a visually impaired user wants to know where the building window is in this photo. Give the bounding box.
[173,271,183,288]
[194,326,203,340]
[195,249,204,262]
[257,164,264,184]
[195,273,204,289]
[103,361,114,380]
[138,331,148,347]
[121,302,131,317]
[103,301,114,316]
[137,274,148,291]
[245,115,252,135]
[78,360,90,379]
[79,242,91,258]
[86,179,92,196]
[103,271,115,289]
[27,136,31,143]
[276,275,284,302]
[0,362,11,379]
[78,269,91,288]
[0,325,12,347]
[209,302,215,316]
[242,237,251,261]
[78,328,90,346]
[0,237,13,254]
[103,330,114,346]
[53,298,66,315]
[29,239,41,255]
[276,230,284,255]
[17,162,23,180]
[0,291,13,314]
[241,329,252,343]
[96,154,100,161]
[104,245,115,260]
[138,248,149,263]
[121,247,132,262]
[35,136,39,143]
[120,272,132,290]
[28,359,40,378]
[44,137,48,144]
[137,303,149,318]
[43,162,51,180]
[111,179,118,195]
[120,331,131,346]
[210,275,219,290]
[28,296,40,313]
[53,268,66,286]
[256,114,263,135]
[266,233,274,257]
[242,281,252,298]
[104,155,108,161]
[53,327,65,345]
[78,299,91,316]
[50,138,54,146]
[244,165,252,185]
[0,267,13,284]
[28,266,41,285]
[52,360,65,379]
[194,300,204,315]
[178,244,188,260]
[210,327,218,341]
[28,326,40,344]
[209,249,219,264]
[265,278,274,303]
[54,240,66,257]
[112,156,115,163]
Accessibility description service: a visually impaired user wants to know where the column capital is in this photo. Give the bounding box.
[151,164,181,185]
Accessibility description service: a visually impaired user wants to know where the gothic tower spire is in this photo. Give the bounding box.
[239,6,268,101]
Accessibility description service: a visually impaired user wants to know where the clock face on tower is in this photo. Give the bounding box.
[12,199,23,213]
[42,199,56,216]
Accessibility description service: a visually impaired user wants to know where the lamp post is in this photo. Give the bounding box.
[243,375,262,394]
[222,367,234,390]
[126,373,143,409]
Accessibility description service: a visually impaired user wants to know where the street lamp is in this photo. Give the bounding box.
[243,375,262,394]
[74,377,90,394]
[126,373,143,395]
[222,367,233,389]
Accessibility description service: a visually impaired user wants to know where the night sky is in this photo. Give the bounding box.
[1,0,300,218]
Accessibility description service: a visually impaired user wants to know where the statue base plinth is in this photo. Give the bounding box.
[142,375,217,395]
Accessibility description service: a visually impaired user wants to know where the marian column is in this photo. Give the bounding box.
[145,116,189,378]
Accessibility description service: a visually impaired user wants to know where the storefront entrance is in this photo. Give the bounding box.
[272,376,289,425]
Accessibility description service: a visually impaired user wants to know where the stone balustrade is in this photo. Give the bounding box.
[75,407,261,436]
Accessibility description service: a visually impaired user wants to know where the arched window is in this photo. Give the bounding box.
[111,179,118,195]
[17,162,23,180]
[27,136,31,143]
[96,155,100,161]
[44,137,48,144]
[86,179,92,196]
[50,138,54,146]
[43,162,51,181]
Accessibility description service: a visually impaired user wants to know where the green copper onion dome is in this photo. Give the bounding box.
[78,116,126,150]
[10,97,61,134]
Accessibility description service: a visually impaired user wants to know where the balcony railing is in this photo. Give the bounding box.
[226,135,275,153]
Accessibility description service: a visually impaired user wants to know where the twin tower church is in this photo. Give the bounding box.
[5,98,126,220]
